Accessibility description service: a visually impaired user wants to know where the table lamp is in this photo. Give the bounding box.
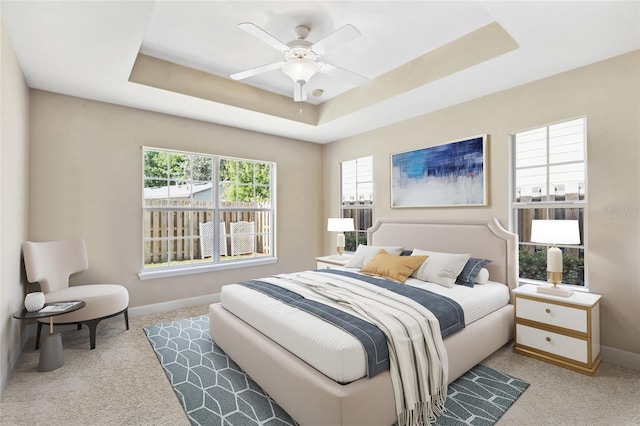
[530,219,580,297]
[327,218,355,257]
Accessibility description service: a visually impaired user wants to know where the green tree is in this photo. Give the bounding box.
[187,155,213,182]
[145,151,271,202]
[519,248,585,286]
[144,151,187,187]
[519,248,547,282]
[220,159,270,202]
[145,151,214,187]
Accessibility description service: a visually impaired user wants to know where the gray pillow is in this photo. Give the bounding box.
[455,258,492,287]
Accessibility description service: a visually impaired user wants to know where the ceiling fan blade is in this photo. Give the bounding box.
[230,62,283,81]
[318,62,369,87]
[293,83,307,102]
[311,24,361,56]
[238,22,289,53]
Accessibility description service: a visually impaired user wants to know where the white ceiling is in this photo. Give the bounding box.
[2,1,639,144]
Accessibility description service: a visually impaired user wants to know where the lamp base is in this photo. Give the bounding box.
[547,270,562,285]
[536,284,573,297]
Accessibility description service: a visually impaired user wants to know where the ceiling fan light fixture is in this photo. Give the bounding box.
[282,58,318,84]
[233,22,368,102]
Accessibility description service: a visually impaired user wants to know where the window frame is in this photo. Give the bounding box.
[340,155,374,251]
[139,147,277,280]
[510,117,588,288]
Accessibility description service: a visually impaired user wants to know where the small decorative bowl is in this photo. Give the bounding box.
[25,292,45,312]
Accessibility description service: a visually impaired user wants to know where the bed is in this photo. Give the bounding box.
[209,218,518,426]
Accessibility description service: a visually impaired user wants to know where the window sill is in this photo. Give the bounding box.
[138,257,278,281]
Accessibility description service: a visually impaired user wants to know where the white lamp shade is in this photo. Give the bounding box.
[530,220,580,245]
[327,218,355,233]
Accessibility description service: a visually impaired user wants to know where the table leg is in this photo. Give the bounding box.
[39,333,64,372]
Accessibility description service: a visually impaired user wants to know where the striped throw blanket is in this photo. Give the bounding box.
[260,270,448,426]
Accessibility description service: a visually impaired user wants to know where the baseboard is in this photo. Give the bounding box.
[601,345,640,371]
[128,293,220,318]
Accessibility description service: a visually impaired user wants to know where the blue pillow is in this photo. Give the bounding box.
[456,258,492,287]
[400,249,414,256]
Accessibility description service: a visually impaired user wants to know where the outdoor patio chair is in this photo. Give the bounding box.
[231,221,255,255]
[199,222,228,258]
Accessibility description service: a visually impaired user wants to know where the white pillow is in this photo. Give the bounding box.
[410,249,471,288]
[345,245,404,268]
[475,268,490,284]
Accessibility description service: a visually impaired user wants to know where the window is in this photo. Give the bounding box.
[512,118,587,286]
[141,148,276,278]
[340,156,373,251]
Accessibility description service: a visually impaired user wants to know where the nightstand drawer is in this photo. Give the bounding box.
[516,324,588,363]
[516,297,587,333]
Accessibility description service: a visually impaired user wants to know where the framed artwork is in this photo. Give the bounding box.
[391,135,488,208]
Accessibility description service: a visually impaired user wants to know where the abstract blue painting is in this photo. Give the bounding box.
[391,135,488,207]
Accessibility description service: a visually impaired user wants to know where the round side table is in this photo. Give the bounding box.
[13,300,85,372]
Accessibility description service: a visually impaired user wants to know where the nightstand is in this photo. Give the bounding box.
[316,255,351,269]
[512,284,601,375]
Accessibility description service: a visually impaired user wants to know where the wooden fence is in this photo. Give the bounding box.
[143,201,271,265]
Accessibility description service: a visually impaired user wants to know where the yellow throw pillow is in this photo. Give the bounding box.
[360,249,428,283]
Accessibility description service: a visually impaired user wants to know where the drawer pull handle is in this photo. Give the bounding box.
[545,308,551,314]
[546,337,551,342]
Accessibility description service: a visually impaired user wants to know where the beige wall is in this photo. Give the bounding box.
[0,19,30,392]
[28,91,323,307]
[323,51,640,360]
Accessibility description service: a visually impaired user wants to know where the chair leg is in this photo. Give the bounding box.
[35,322,43,350]
[51,308,129,350]
[84,318,101,350]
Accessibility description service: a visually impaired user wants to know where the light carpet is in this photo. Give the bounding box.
[145,315,528,426]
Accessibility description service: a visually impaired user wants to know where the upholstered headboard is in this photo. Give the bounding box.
[367,218,518,290]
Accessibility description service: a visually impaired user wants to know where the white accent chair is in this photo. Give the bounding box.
[199,222,228,258]
[22,238,129,350]
[231,221,255,256]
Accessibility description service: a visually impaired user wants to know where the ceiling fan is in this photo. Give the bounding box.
[230,22,369,102]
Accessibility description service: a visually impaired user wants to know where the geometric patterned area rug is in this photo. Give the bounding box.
[144,315,297,426]
[434,364,529,425]
[144,315,528,426]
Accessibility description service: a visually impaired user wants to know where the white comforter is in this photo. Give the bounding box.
[255,270,447,426]
[221,273,510,382]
